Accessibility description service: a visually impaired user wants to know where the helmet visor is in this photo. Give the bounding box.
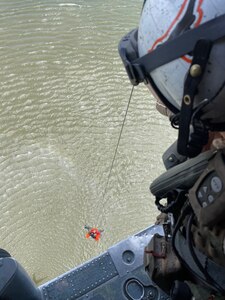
[118,28,179,114]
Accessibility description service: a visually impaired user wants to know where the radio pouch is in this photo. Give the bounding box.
[189,149,225,227]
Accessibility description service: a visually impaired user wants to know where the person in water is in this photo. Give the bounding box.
[84,225,104,241]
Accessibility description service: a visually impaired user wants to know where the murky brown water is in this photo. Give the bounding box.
[0,0,176,283]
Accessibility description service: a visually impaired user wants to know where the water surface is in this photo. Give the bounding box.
[0,0,176,282]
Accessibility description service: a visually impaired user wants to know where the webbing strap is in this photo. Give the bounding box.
[177,39,212,157]
[130,14,225,84]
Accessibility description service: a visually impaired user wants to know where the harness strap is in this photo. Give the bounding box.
[119,14,225,86]
[177,39,212,157]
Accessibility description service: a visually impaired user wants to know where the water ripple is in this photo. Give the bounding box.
[0,0,176,282]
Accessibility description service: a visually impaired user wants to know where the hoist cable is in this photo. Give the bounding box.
[102,86,134,201]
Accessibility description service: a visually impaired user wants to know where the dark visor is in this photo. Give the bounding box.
[118,13,225,114]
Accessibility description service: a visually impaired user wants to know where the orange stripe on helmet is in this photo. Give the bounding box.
[194,0,204,28]
[148,0,204,64]
[149,0,189,52]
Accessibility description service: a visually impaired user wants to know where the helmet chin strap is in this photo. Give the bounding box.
[177,39,212,158]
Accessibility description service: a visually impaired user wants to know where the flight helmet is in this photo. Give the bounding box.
[119,0,225,157]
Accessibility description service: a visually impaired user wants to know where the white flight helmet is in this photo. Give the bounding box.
[119,0,225,156]
[138,0,225,124]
